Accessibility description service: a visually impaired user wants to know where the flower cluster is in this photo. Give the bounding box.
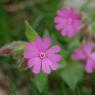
[23,8,95,74]
[23,37,61,74]
[72,43,95,73]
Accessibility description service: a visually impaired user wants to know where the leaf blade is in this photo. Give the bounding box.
[25,21,38,41]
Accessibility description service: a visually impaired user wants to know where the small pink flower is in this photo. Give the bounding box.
[54,8,81,37]
[72,43,95,73]
[23,36,61,74]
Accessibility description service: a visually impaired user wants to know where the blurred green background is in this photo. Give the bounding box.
[0,0,61,46]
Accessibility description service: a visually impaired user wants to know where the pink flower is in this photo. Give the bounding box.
[23,36,61,74]
[54,8,81,37]
[72,43,95,73]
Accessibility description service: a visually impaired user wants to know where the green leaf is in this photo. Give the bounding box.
[61,62,83,90]
[33,72,48,93]
[25,21,38,41]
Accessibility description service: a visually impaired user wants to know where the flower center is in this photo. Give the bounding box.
[40,52,46,60]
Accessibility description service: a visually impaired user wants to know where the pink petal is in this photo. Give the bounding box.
[43,58,59,71]
[67,25,77,37]
[82,43,93,55]
[24,43,39,58]
[32,64,41,74]
[57,8,77,19]
[47,54,61,62]
[42,37,51,51]
[46,45,61,54]
[90,52,95,61]
[90,52,95,69]
[72,49,85,60]
[55,24,64,31]
[27,43,34,49]
[28,57,40,68]
[85,59,94,73]
[57,10,64,17]
[23,50,33,59]
[30,57,41,74]
[54,17,67,24]
[27,43,39,54]
[71,10,79,19]
[62,8,72,18]
[35,36,43,51]
[49,61,59,70]
[61,26,69,36]
[42,59,51,74]
[61,30,67,36]
[50,62,59,70]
